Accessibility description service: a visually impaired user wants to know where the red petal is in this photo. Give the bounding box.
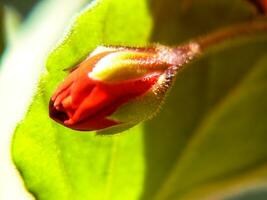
[65,85,116,125]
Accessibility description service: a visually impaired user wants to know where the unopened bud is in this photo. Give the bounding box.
[49,43,200,134]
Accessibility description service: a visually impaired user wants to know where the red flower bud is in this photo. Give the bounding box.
[49,44,199,134]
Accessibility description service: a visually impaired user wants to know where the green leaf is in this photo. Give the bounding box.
[154,51,267,200]
[12,0,152,200]
[141,1,267,200]
[11,0,267,200]
[46,0,151,73]
[0,0,91,199]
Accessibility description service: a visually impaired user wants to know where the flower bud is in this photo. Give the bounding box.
[49,43,200,134]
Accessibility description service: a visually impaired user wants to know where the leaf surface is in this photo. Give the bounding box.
[12,0,151,200]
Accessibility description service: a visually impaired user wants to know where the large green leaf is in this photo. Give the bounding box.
[11,0,267,200]
[12,0,152,200]
[0,0,90,199]
[153,50,267,200]
[142,1,267,199]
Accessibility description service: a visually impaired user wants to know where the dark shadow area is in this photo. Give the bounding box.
[0,5,4,55]
[141,0,267,199]
[2,0,41,18]
[226,188,267,200]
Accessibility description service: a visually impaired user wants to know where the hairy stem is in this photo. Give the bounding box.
[194,18,267,52]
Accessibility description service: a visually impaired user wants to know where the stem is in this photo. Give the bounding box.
[194,19,267,52]
[170,19,267,74]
